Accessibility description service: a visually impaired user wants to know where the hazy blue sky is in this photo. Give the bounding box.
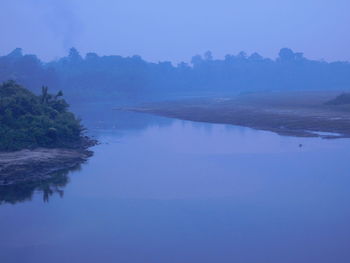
[1,0,349,62]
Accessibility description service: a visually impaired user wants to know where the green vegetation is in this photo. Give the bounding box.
[325,93,350,105]
[0,80,84,151]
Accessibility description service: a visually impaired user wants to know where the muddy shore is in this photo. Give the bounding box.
[125,91,350,138]
[0,148,93,186]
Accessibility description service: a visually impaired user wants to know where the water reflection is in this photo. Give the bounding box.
[0,111,172,205]
[73,106,173,133]
[0,165,81,205]
[1,112,350,263]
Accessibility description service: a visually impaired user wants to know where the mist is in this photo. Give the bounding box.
[1,47,349,107]
[2,2,350,263]
[1,0,350,62]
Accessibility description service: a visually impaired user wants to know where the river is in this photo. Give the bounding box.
[1,112,350,263]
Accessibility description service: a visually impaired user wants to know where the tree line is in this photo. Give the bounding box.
[1,47,349,104]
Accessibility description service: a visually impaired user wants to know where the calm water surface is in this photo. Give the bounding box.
[1,112,350,263]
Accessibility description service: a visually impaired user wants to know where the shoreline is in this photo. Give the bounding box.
[125,92,350,139]
[0,138,98,186]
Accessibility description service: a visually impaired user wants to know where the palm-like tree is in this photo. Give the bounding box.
[41,86,49,104]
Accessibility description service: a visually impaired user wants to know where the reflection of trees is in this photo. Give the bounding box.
[0,165,81,205]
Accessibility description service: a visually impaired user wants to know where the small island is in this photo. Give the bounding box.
[0,81,96,185]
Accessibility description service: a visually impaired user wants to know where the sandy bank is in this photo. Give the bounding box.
[0,148,93,185]
[125,91,350,138]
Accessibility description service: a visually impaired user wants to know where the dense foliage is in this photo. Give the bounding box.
[0,48,350,104]
[0,81,84,151]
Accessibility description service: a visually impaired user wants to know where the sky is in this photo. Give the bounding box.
[1,0,349,63]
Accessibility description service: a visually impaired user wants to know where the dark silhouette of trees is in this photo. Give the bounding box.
[0,47,350,104]
[325,93,350,105]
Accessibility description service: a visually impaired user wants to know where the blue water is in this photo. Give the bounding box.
[1,113,350,263]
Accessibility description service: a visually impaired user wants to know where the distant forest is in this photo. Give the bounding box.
[1,48,349,104]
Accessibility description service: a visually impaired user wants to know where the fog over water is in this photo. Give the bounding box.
[1,1,350,262]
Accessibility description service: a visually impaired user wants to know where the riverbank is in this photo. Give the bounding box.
[0,147,94,186]
[125,91,350,138]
